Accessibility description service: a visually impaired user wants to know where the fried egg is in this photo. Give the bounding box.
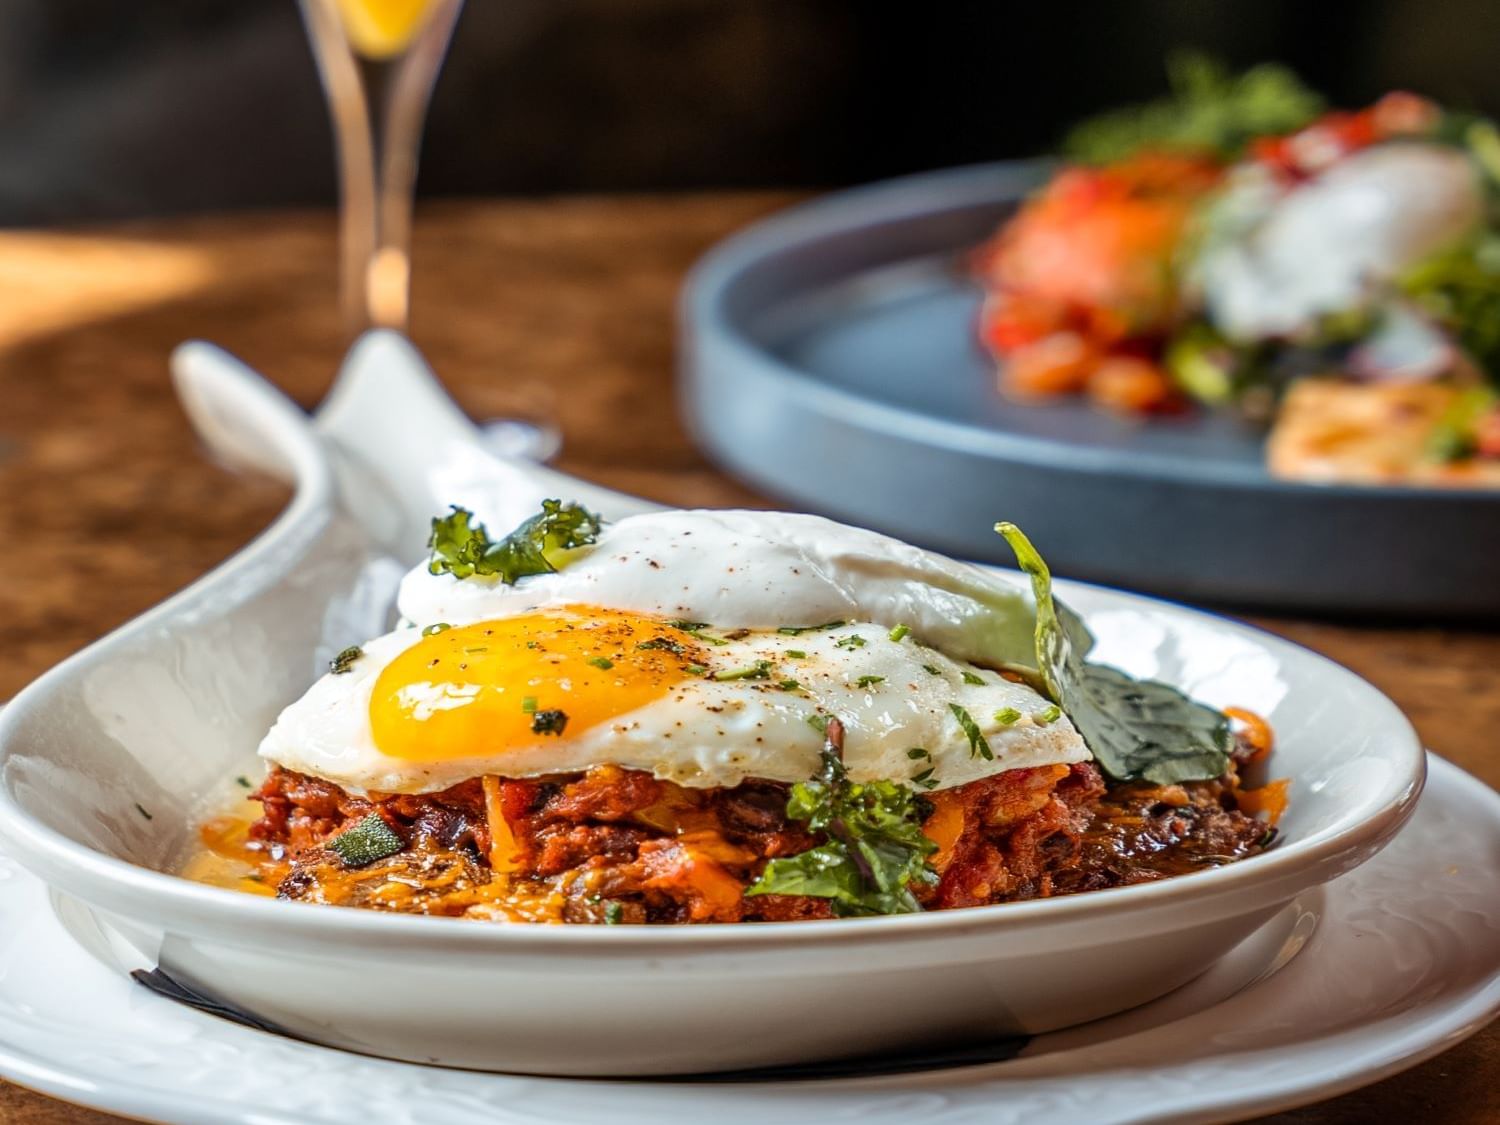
[259,511,1089,794]
[396,509,1043,666]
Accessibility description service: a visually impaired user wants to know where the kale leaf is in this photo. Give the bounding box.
[428,500,602,583]
[745,718,939,916]
[995,522,1231,784]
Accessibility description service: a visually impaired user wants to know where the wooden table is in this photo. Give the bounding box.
[0,195,1494,1124]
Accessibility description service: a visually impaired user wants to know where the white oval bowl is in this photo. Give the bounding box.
[0,345,1426,1076]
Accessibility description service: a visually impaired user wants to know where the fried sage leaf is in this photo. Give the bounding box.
[328,814,405,869]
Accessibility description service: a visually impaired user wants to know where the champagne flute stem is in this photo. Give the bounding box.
[370,0,462,329]
[300,0,463,335]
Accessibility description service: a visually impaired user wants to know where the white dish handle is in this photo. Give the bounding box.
[172,341,324,489]
[172,331,662,565]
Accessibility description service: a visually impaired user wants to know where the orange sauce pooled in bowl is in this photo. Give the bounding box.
[180,798,288,898]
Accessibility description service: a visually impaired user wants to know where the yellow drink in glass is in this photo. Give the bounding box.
[334,0,438,60]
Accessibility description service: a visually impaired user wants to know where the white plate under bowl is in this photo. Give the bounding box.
[0,335,1426,1076]
[0,754,1494,1125]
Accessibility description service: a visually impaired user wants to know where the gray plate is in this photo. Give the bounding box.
[679,161,1500,618]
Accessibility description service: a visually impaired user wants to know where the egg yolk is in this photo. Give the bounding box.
[369,607,705,762]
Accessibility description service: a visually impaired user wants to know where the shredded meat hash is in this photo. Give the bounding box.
[237,745,1274,923]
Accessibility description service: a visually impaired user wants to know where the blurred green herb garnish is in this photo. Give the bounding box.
[1064,52,1323,163]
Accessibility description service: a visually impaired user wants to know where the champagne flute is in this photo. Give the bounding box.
[299,0,561,458]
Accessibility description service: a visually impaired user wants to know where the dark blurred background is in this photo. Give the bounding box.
[3,0,1499,225]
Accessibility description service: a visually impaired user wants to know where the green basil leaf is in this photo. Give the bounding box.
[1064,665,1234,784]
[995,522,1231,784]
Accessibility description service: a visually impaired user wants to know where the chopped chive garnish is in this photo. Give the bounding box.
[587,656,615,670]
[922,663,942,676]
[910,767,936,788]
[521,696,538,713]
[525,640,540,649]
[464,646,489,654]
[777,620,845,636]
[807,713,831,734]
[422,622,451,636]
[834,634,866,650]
[949,704,993,761]
[1036,704,1063,724]
[669,620,728,646]
[855,674,885,688]
[603,901,624,925]
[235,775,253,789]
[328,813,404,868]
[713,660,774,681]
[685,663,708,676]
[995,707,1022,725]
[777,679,801,691]
[329,645,363,675]
[961,670,986,686]
[784,649,808,659]
[888,624,911,642]
[531,709,569,736]
[638,636,687,655]
[134,803,153,821]
[906,747,930,760]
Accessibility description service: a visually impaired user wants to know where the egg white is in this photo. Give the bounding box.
[261,619,1087,795]
[261,508,1093,793]
[396,509,1043,669]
